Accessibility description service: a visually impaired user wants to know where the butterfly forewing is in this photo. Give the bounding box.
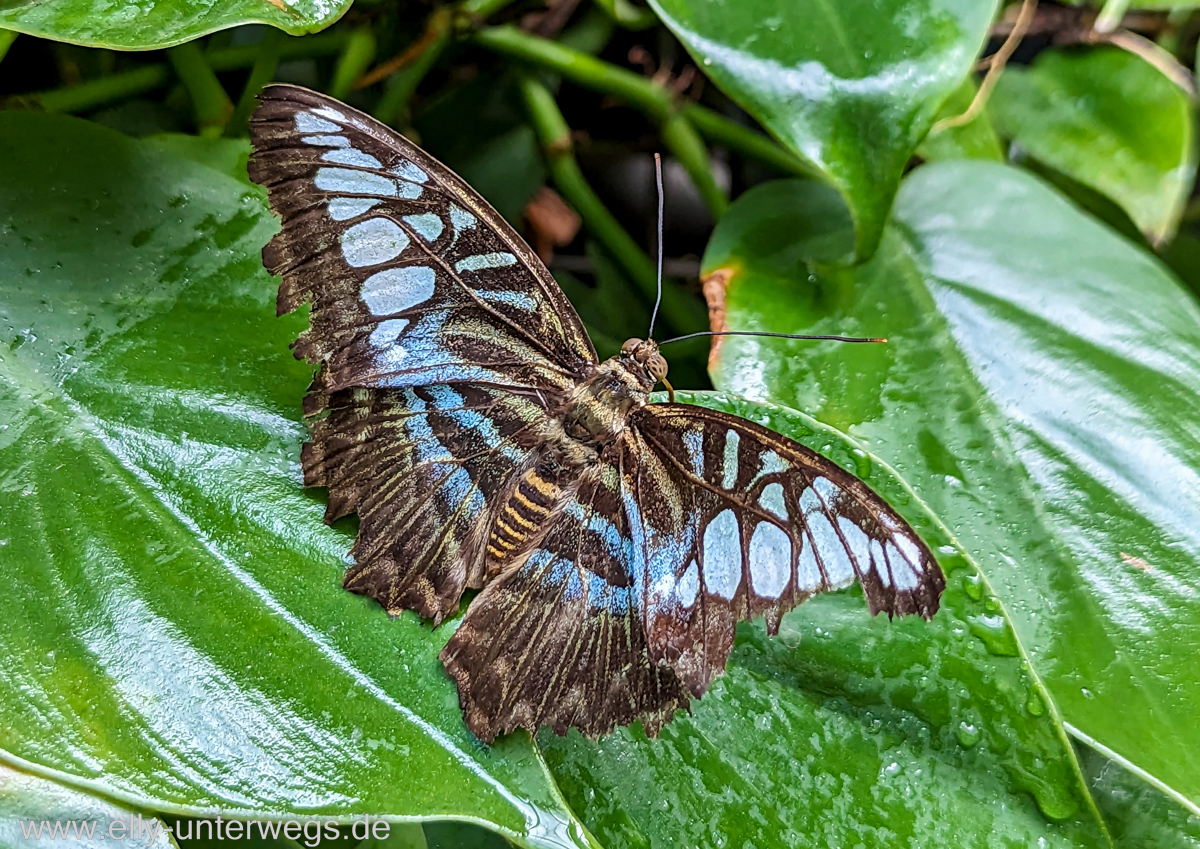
[249,85,596,397]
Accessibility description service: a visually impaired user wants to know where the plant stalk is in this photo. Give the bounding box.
[167,42,233,137]
[519,73,707,337]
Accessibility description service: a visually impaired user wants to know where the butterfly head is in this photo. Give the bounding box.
[620,337,669,389]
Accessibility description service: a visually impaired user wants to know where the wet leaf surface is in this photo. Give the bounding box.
[0,112,592,849]
[991,47,1197,245]
[540,391,1109,849]
[648,0,996,257]
[0,0,349,50]
[704,164,1200,818]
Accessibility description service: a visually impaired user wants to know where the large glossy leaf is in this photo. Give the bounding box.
[647,0,996,258]
[0,0,348,50]
[0,112,594,849]
[0,763,174,848]
[703,168,1200,817]
[990,46,1197,246]
[541,390,1109,848]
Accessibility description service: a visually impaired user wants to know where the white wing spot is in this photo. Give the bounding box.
[392,160,429,184]
[749,522,791,599]
[751,450,788,485]
[295,112,340,133]
[327,197,380,221]
[836,516,870,574]
[360,266,435,314]
[321,148,382,169]
[721,429,740,490]
[478,289,536,310]
[302,134,348,147]
[797,534,820,592]
[890,543,921,590]
[341,218,410,268]
[449,204,477,244]
[368,317,408,349]
[812,476,837,502]
[676,560,699,609]
[702,509,741,601]
[758,482,787,520]
[456,252,517,273]
[315,167,396,197]
[894,534,923,571]
[404,213,444,242]
[682,428,704,477]
[312,106,349,123]
[869,539,890,587]
[807,511,853,588]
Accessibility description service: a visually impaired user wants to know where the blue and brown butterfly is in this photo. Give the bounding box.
[249,85,945,742]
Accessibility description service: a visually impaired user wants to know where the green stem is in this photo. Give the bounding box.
[460,0,520,19]
[227,29,283,137]
[478,26,819,217]
[32,65,170,113]
[373,9,452,126]
[683,103,822,179]
[0,29,17,66]
[168,42,233,137]
[519,73,706,337]
[329,27,377,100]
[474,26,816,178]
[593,0,658,30]
[23,31,349,115]
[661,112,727,216]
[476,26,726,213]
[476,25,672,117]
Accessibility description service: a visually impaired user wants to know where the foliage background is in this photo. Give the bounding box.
[1,0,1199,847]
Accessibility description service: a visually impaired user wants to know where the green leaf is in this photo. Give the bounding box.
[542,390,1109,848]
[0,762,175,848]
[918,77,1004,163]
[0,0,349,50]
[1080,747,1200,849]
[647,0,996,259]
[0,111,594,849]
[990,46,1197,246]
[703,166,1200,816]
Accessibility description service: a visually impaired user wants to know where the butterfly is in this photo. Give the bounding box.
[249,84,944,743]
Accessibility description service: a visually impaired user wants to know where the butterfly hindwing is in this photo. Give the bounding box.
[625,403,944,696]
[305,383,551,622]
[440,462,689,741]
[249,84,596,397]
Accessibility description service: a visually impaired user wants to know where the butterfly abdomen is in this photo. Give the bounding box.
[484,462,576,578]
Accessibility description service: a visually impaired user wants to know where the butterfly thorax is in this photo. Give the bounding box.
[560,348,659,454]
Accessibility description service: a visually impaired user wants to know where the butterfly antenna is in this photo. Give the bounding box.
[657,330,888,345]
[647,152,665,341]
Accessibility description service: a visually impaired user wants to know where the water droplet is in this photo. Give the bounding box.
[1081,688,1095,700]
[851,448,872,480]
[961,574,983,601]
[955,721,981,748]
[968,614,1019,657]
[1026,690,1045,717]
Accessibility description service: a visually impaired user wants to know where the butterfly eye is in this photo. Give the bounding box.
[647,354,668,381]
[621,338,642,355]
